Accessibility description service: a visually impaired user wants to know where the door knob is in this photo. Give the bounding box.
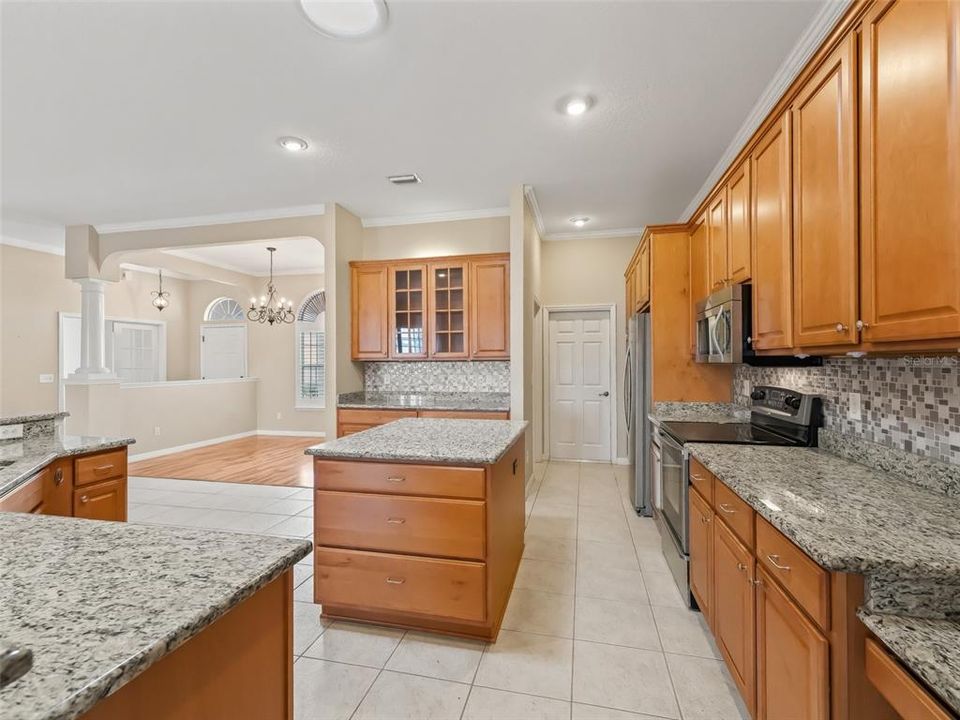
[598,391,610,397]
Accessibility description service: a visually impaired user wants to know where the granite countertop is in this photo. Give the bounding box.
[0,513,310,720]
[0,434,136,501]
[338,391,511,413]
[649,402,750,425]
[0,412,68,428]
[859,611,960,716]
[686,444,960,580]
[307,417,528,465]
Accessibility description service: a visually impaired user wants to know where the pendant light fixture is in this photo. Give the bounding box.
[248,247,294,325]
[151,269,170,311]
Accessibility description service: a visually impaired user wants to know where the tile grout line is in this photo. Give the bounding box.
[569,462,582,715]
[346,629,408,720]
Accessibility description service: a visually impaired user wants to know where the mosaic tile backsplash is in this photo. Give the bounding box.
[363,361,511,394]
[734,357,960,465]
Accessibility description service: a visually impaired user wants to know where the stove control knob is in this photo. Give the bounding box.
[750,389,765,401]
[785,395,802,410]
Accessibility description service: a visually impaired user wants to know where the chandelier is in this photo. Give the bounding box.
[248,247,294,325]
[151,269,170,311]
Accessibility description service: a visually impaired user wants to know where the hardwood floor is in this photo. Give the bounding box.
[129,436,324,487]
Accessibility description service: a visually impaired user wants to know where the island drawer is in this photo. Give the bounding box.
[418,410,509,420]
[689,458,714,505]
[756,516,829,631]
[314,547,486,623]
[0,470,46,514]
[864,637,952,720]
[315,491,485,560]
[314,460,485,499]
[75,449,127,487]
[338,408,418,425]
[714,480,754,548]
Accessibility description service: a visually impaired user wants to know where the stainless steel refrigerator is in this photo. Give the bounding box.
[624,312,652,515]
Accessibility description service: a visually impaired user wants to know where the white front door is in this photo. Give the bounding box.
[201,324,247,379]
[548,310,612,461]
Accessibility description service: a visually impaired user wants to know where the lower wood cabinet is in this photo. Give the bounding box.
[74,477,127,522]
[688,488,714,625]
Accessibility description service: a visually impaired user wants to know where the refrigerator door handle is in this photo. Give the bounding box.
[623,345,633,432]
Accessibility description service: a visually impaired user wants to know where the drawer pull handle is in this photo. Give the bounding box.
[386,477,405,483]
[385,577,405,585]
[699,516,711,524]
[80,495,89,504]
[767,554,791,572]
[691,474,706,482]
[737,562,747,571]
[386,517,406,525]
[718,503,736,514]
[54,468,64,486]
[93,465,115,474]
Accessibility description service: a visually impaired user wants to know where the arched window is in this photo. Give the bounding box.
[296,290,325,407]
[204,297,244,322]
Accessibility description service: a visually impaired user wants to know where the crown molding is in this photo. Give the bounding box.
[361,207,510,228]
[543,227,643,242]
[95,204,327,234]
[0,235,66,256]
[522,185,546,238]
[162,247,323,278]
[678,0,853,221]
[119,262,194,281]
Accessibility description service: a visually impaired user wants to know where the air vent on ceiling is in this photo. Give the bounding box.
[387,174,422,185]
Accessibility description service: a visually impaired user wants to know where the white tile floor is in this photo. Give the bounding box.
[128,462,749,720]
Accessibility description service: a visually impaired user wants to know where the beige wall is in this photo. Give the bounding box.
[540,234,641,460]
[0,244,192,416]
[361,216,509,260]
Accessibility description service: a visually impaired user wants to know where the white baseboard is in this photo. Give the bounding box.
[128,430,257,462]
[257,429,327,438]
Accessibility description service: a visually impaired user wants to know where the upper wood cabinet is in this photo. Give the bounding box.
[351,264,390,360]
[637,239,651,311]
[859,0,960,343]
[388,264,428,359]
[707,191,728,291]
[428,261,469,359]
[726,161,751,283]
[688,213,709,354]
[791,33,859,347]
[750,113,794,351]
[470,255,510,359]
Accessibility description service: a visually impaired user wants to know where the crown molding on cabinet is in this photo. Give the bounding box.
[678,0,854,222]
[95,204,327,234]
[361,206,510,228]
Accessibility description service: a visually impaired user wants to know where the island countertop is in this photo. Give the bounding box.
[307,417,528,465]
[337,391,510,413]
[0,433,136,501]
[0,513,310,720]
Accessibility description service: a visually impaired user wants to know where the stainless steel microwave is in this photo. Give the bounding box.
[695,285,744,363]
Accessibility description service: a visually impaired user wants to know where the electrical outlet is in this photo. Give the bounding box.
[39,374,55,384]
[847,392,862,421]
[154,426,161,436]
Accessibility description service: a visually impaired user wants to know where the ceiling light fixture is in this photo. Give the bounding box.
[570,216,590,228]
[278,136,309,152]
[299,0,388,40]
[559,94,594,117]
[387,173,422,185]
[151,269,170,311]
[248,248,294,325]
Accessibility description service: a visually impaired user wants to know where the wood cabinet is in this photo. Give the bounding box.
[0,470,45,513]
[389,263,428,359]
[74,477,126,522]
[714,517,756,717]
[726,161,752,283]
[429,261,469,359]
[688,487,714,626]
[637,239,651,310]
[470,255,510,359]
[688,214,709,354]
[859,0,960,343]
[336,407,509,438]
[750,113,794,351]
[707,191,729,291]
[757,565,829,720]
[791,33,859,347]
[351,264,390,360]
[43,458,74,516]
[865,637,954,720]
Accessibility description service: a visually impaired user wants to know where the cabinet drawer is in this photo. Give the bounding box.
[418,410,509,420]
[338,423,375,438]
[337,408,417,425]
[315,491,485,560]
[314,460,485,500]
[689,458,714,506]
[714,481,754,548]
[74,477,126,522]
[865,638,952,720]
[756,516,829,630]
[0,470,46,513]
[75,449,127,487]
[315,547,486,623]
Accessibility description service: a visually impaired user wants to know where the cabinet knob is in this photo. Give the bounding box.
[835,323,848,333]
[80,495,89,504]
[737,562,747,571]
[855,320,869,331]
[54,468,63,486]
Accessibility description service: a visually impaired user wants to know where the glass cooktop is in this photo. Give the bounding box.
[659,421,800,446]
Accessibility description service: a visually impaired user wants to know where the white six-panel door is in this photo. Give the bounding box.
[201,324,247,379]
[548,310,612,461]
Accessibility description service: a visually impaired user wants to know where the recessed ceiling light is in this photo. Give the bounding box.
[278,136,309,152]
[570,216,590,228]
[387,174,422,185]
[299,0,388,40]
[559,94,594,117]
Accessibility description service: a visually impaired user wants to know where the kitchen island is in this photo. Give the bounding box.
[306,418,526,640]
[0,512,310,720]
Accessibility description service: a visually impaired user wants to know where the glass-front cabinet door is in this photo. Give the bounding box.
[388,264,427,359]
[429,261,469,359]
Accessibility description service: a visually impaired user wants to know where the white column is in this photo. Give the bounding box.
[71,278,114,380]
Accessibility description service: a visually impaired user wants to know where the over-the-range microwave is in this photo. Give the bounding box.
[695,284,822,367]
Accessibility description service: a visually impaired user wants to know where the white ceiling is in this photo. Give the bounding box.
[1,0,825,242]
[164,237,324,276]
